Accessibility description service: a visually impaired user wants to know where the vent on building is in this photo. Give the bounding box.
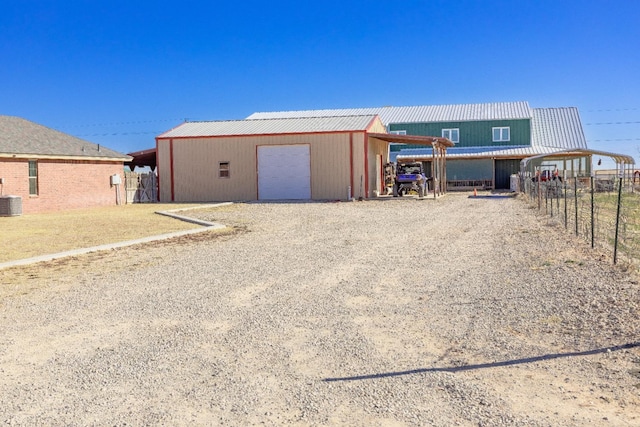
[0,196,23,216]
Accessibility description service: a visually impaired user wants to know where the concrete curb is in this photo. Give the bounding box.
[0,203,230,271]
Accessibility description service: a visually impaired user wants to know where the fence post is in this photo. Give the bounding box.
[564,171,568,229]
[591,174,595,249]
[555,176,561,216]
[550,183,553,218]
[574,173,579,236]
[614,166,624,264]
[537,168,541,210]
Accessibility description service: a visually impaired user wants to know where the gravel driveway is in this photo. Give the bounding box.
[1,193,638,426]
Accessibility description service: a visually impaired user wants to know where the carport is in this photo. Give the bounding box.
[520,148,636,182]
[126,148,157,171]
[369,133,454,196]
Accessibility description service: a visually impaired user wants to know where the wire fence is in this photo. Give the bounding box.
[520,175,640,271]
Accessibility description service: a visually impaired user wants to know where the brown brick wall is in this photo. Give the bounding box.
[0,158,125,213]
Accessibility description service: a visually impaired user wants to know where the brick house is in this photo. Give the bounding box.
[0,116,131,213]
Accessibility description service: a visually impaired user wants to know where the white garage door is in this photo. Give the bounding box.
[257,145,311,200]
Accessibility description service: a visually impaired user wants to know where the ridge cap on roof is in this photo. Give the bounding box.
[185,114,380,124]
[532,106,578,110]
[250,101,531,114]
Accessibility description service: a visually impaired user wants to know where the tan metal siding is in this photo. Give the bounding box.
[171,137,256,202]
[367,136,389,196]
[368,119,387,134]
[351,132,366,199]
[308,133,351,200]
[156,139,172,202]
[160,132,359,202]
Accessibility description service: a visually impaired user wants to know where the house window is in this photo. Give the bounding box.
[492,127,510,142]
[28,160,38,195]
[442,128,459,143]
[390,130,407,135]
[219,162,230,178]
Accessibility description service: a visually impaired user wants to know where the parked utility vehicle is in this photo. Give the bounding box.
[391,162,428,197]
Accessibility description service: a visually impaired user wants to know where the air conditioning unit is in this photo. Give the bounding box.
[0,196,22,216]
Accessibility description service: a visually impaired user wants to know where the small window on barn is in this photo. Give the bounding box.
[442,128,459,143]
[28,160,38,195]
[492,127,510,142]
[219,162,230,178]
[390,130,407,135]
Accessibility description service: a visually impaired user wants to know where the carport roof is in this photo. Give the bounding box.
[158,115,382,138]
[369,133,454,147]
[521,148,635,169]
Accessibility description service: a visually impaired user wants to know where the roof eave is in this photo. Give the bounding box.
[0,153,132,162]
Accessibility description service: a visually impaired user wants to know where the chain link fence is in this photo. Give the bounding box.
[520,174,640,271]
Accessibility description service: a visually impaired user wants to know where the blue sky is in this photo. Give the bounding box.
[2,0,639,169]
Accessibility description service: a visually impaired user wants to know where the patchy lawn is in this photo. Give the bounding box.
[0,203,209,263]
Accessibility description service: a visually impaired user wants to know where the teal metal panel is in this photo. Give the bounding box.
[495,159,521,189]
[389,119,531,148]
[447,159,493,180]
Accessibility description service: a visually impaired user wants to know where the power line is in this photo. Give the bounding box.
[589,138,640,142]
[63,118,183,128]
[74,130,163,137]
[584,107,639,112]
[585,121,640,125]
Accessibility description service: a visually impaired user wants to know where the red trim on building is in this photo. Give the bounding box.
[160,130,366,140]
[365,115,382,132]
[169,139,175,202]
[255,145,260,200]
[349,133,354,199]
[154,138,160,201]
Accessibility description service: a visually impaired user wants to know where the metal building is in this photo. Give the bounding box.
[155,115,446,202]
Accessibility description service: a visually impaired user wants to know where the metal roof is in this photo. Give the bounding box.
[158,115,380,138]
[0,115,131,160]
[247,102,533,124]
[531,107,587,149]
[395,145,568,162]
[521,148,635,169]
[368,133,455,147]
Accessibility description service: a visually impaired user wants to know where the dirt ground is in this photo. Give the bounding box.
[0,194,638,426]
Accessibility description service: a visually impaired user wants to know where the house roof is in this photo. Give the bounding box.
[250,102,591,162]
[0,115,131,161]
[247,101,533,123]
[531,107,587,150]
[158,115,382,138]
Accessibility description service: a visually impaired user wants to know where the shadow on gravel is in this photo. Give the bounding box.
[323,342,639,382]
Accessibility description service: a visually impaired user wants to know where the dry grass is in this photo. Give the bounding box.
[0,203,210,263]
